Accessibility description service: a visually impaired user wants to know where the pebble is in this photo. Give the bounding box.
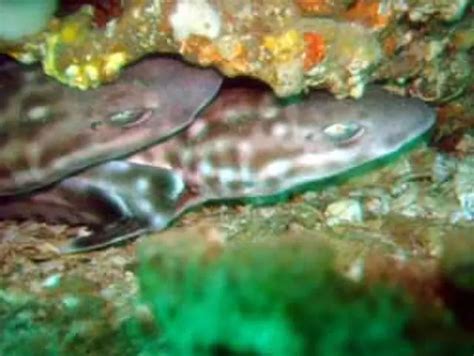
[325,199,363,226]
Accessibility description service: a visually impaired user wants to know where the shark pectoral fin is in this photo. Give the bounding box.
[58,161,187,253]
[59,218,149,253]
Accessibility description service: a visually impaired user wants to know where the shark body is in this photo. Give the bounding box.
[0,58,435,252]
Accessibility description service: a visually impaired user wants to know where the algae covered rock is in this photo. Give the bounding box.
[1,0,472,100]
[138,233,415,355]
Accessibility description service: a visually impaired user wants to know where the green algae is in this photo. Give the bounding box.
[138,236,471,355]
[1,234,473,355]
[0,285,147,356]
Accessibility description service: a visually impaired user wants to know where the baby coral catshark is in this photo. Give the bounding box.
[0,58,435,253]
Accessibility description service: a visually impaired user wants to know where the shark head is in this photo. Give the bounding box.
[0,56,221,196]
[160,86,435,199]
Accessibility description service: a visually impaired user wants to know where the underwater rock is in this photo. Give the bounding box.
[325,198,364,226]
[454,156,474,221]
[0,0,471,99]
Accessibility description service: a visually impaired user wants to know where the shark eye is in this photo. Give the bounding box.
[106,108,153,128]
[323,121,365,144]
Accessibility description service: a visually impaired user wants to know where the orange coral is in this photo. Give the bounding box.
[197,43,223,66]
[345,0,391,29]
[219,42,250,75]
[303,32,326,70]
[181,36,223,65]
[181,36,249,75]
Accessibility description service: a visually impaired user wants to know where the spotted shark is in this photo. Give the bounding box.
[0,58,435,252]
[0,56,222,195]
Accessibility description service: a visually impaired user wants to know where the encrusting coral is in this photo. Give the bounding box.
[0,0,472,100]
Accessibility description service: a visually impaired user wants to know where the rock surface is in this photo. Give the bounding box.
[1,0,472,100]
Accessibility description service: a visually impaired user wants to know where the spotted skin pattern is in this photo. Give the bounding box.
[0,57,222,195]
[0,60,435,252]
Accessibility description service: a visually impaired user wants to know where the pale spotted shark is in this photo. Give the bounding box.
[0,57,435,252]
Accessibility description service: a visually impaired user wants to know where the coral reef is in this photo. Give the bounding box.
[0,0,471,99]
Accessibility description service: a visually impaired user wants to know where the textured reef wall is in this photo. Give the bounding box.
[0,0,472,99]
